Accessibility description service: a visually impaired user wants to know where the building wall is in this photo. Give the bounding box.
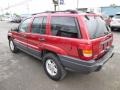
[101,6,120,16]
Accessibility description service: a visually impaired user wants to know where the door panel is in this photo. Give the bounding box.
[27,34,46,58]
[13,18,32,51]
[49,16,81,57]
[13,32,28,51]
[27,16,47,58]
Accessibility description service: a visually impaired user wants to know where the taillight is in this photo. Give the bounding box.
[77,44,93,61]
[83,50,93,57]
[77,48,93,60]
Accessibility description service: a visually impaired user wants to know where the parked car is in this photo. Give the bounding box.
[110,14,120,30]
[2,16,11,21]
[10,15,21,23]
[8,10,114,81]
[102,14,112,26]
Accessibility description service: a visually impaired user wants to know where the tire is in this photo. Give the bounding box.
[43,53,66,81]
[9,38,19,53]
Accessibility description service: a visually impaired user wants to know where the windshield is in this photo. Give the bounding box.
[84,15,111,39]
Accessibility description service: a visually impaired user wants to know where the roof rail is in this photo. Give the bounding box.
[45,10,78,14]
[32,10,78,15]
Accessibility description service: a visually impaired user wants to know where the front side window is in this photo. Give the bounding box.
[51,17,79,38]
[19,18,31,32]
[31,17,47,34]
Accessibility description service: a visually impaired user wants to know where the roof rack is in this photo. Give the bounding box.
[32,10,78,15]
[46,10,78,13]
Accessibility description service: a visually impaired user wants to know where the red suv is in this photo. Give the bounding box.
[8,10,114,81]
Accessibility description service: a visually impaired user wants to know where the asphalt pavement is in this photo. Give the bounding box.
[0,21,120,90]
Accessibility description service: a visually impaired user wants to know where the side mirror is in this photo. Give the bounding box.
[11,27,19,32]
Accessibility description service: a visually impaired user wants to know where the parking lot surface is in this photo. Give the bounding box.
[0,21,120,90]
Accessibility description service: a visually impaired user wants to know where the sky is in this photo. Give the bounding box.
[0,0,120,14]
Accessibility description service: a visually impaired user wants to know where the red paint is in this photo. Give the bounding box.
[8,12,113,61]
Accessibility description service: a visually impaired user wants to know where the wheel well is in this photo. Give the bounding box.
[41,49,63,66]
[41,50,57,58]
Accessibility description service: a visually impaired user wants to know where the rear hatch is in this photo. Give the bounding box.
[85,15,113,60]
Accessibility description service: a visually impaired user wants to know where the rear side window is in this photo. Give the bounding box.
[84,15,111,39]
[51,17,79,38]
[31,17,46,34]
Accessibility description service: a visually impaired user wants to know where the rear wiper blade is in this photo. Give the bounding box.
[104,32,109,35]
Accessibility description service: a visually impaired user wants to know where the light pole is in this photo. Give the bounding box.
[26,2,30,14]
[53,0,58,11]
[77,0,79,10]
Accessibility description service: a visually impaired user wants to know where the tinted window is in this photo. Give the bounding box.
[19,18,31,32]
[51,17,79,38]
[31,17,46,34]
[84,16,111,39]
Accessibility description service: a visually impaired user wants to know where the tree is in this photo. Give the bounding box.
[110,4,117,7]
[5,12,10,15]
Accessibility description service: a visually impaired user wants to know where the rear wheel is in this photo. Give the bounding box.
[9,38,19,53]
[43,53,66,81]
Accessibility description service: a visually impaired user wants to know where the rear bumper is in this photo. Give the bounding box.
[110,22,120,27]
[59,46,114,73]
[110,25,120,28]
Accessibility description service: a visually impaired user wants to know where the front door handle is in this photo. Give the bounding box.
[39,38,45,41]
[22,34,27,38]
[20,34,27,38]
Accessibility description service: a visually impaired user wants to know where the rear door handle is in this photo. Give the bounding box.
[39,38,45,41]
[22,34,27,38]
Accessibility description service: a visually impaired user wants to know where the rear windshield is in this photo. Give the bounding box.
[84,15,111,39]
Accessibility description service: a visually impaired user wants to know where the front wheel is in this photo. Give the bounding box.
[43,53,66,81]
[9,39,19,53]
